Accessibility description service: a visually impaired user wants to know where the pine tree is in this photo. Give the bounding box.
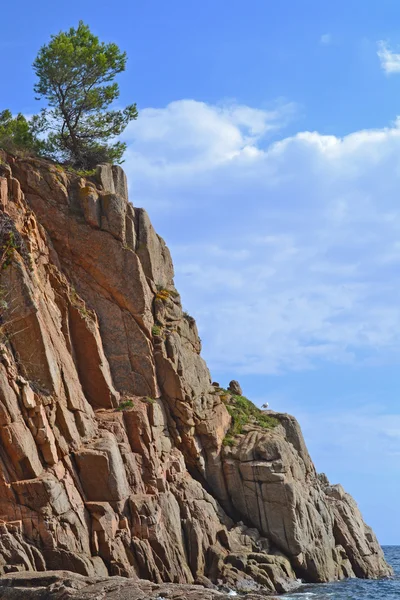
[33,22,137,169]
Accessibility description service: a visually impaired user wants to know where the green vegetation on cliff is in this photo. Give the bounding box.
[221,390,279,446]
[0,111,43,156]
[0,22,137,169]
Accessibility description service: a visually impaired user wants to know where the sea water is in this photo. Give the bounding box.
[282,546,400,599]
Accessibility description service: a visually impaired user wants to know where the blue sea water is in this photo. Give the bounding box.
[282,546,400,600]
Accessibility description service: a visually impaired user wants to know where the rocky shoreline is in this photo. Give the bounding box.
[0,571,263,600]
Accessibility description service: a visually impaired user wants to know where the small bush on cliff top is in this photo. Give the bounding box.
[67,167,97,178]
[142,396,155,404]
[155,286,179,304]
[222,435,236,447]
[155,289,170,302]
[223,393,278,442]
[0,110,43,156]
[116,399,134,411]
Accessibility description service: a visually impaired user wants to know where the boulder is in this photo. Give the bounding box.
[227,380,242,396]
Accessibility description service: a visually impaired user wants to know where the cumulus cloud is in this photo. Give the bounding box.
[125,100,294,171]
[123,100,400,375]
[377,40,400,73]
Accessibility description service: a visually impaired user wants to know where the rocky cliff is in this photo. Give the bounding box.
[0,153,392,598]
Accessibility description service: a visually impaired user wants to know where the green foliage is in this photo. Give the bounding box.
[69,286,93,319]
[66,166,97,177]
[0,214,30,272]
[222,435,236,447]
[116,399,134,411]
[224,393,279,440]
[0,231,17,271]
[0,110,43,155]
[152,325,162,336]
[33,21,138,169]
[142,396,155,404]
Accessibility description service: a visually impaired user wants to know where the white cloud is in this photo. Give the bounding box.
[320,33,332,45]
[125,100,294,170]
[123,100,400,375]
[377,40,400,73]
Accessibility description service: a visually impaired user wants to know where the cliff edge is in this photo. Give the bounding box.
[0,153,392,598]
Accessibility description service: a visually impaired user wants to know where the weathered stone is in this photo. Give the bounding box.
[125,204,136,250]
[0,421,44,480]
[68,304,119,409]
[228,380,242,396]
[30,405,58,465]
[0,366,20,425]
[135,208,174,285]
[112,165,129,201]
[96,164,115,194]
[74,433,130,502]
[100,193,127,242]
[79,185,101,228]
[0,178,8,210]
[0,571,251,600]
[21,384,36,409]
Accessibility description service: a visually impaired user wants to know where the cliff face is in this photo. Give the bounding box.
[0,153,392,597]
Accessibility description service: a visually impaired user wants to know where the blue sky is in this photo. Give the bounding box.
[3,0,400,544]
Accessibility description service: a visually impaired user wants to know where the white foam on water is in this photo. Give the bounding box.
[284,593,336,599]
[282,593,317,599]
[285,578,305,591]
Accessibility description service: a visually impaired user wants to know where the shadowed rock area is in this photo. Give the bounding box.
[0,153,392,598]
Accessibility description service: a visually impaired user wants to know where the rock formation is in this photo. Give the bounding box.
[0,153,392,597]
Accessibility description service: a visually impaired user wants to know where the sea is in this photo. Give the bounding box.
[282,546,400,600]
